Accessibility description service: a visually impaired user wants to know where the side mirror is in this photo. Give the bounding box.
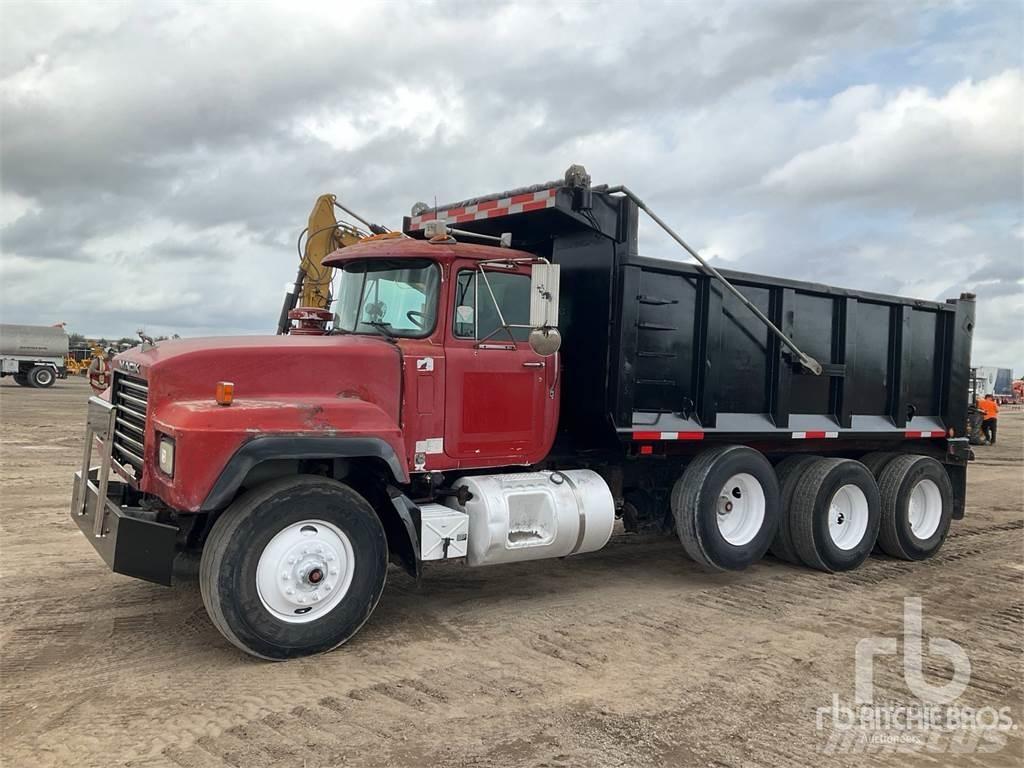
[529,327,562,356]
[529,263,561,356]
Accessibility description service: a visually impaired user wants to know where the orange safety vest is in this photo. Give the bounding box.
[978,399,999,419]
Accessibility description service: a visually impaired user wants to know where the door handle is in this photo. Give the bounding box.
[522,361,545,368]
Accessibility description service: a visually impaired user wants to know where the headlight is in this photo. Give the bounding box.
[158,436,175,477]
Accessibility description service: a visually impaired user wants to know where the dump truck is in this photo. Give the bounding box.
[70,167,974,659]
[1,323,68,388]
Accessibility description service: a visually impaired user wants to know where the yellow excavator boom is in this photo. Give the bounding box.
[277,195,391,334]
[299,194,362,309]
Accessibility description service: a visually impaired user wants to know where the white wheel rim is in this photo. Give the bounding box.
[36,370,53,384]
[908,479,943,539]
[828,484,869,550]
[256,519,355,624]
[716,473,766,546]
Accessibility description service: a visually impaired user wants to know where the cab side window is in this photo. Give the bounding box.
[453,269,531,342]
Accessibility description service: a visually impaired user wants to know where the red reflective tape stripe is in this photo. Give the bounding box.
[411,188,557,228]
[632,430,704,441]
[804,431,827,439]
[454,213,476,223]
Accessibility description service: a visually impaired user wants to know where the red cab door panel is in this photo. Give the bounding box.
[444,263,556,464]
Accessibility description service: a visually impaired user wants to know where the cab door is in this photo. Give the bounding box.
[443,262,556,464]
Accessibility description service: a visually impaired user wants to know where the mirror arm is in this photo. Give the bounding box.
[476,265,518,344]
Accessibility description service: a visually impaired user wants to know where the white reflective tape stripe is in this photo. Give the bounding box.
[660,431,678,440]
[792,432,807,439]
[825,431,839,438]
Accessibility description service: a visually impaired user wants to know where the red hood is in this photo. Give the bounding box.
[114,334,402,414]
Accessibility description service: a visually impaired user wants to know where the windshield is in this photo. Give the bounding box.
[334,258,440,338]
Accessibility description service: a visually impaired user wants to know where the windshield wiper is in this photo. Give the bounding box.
[365,321,397,339]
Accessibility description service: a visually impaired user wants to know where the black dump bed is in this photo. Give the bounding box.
[404,171,975,454]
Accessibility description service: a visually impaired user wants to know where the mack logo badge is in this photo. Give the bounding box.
[118,359,141,375]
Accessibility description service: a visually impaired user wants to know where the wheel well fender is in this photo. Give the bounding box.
[342,477,421,581]
[201,435,409,512]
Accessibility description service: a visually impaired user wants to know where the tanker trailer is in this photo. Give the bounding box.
[0,324,68,388]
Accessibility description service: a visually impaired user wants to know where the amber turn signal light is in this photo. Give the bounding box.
[216,381,234,406]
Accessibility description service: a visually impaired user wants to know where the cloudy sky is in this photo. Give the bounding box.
[1,1,1022,369]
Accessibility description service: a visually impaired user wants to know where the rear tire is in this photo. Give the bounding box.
[789,458,880,572]
[28,366,55,388]
[671,445,780,571]
[769,454,820,564]
[13,373,30,387]
[859,451,900,553]
[876,455,953,561]
[200,475,388,660]
[859,451,899,478]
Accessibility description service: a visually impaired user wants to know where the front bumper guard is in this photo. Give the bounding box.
[70,397,178,585]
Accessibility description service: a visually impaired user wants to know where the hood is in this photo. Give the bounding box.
[113,334,402,418]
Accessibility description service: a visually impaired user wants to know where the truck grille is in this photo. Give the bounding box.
[112,374,148,474]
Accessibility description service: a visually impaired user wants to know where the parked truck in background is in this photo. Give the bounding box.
[974,366,1015,403]
[70,167,975,660]
[1,324,68,388]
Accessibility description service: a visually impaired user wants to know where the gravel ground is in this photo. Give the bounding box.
[1,376,1021,767]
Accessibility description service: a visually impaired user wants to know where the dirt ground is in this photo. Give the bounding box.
[0,376,1021,768]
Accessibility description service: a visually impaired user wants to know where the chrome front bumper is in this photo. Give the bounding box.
[70,397,177,585]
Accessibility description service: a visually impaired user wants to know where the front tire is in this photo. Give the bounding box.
[200,475,388,660]
[672,445,780,571]
[28,366,55,388]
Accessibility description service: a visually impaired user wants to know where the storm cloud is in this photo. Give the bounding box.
[1,0,1021,369]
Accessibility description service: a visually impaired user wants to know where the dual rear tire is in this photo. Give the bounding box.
[782,458,880,572]
[673,446,953,572]
[876,454,953,560]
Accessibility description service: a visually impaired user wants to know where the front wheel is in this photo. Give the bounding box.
[200,475,388,660]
